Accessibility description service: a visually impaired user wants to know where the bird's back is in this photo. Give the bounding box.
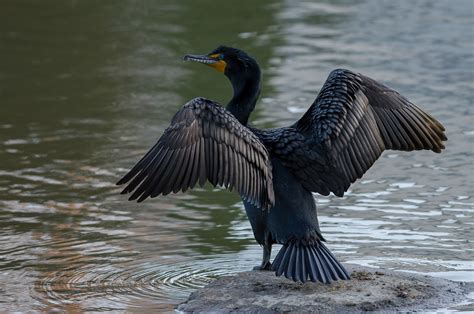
[242,152,324,246]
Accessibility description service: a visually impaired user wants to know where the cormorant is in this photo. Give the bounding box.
[117,46,447,283]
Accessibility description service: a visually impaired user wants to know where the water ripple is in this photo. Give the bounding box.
[36,258,238,311]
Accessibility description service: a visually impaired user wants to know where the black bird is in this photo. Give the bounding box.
[117,46,447,283]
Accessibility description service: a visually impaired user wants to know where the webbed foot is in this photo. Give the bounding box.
[253,261,272,271]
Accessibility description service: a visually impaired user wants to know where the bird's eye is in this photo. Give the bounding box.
[219,54,224,60]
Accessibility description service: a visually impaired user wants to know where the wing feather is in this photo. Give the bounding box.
[117,97,274,209]
[260,69,446,196]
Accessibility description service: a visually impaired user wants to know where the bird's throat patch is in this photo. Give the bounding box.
[208,54,227,73]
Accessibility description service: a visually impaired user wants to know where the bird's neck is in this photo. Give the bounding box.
[226,73,261,126]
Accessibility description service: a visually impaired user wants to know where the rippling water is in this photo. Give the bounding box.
[0,0,473,311]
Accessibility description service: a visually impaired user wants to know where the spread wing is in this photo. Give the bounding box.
[274,69,447,196]
[117,97,275,209]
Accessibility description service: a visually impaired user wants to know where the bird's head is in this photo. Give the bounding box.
[184,46,261,125]
[184,46,260,82]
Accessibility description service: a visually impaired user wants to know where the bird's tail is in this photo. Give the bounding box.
[271,240,350,283]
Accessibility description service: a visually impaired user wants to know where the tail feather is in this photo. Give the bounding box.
[286,245,297,280]
[271,242,285,268]
[315,245,338,281]
[309,245,328,283]
[320,244,350,280]
[296,247,306,283]
[304,248,317,282]
[271,240,350,284]
[274,242,292,276]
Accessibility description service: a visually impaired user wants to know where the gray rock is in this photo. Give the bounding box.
[178,265,471,313]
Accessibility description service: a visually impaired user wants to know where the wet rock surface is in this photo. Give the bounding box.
[178,265,471,312]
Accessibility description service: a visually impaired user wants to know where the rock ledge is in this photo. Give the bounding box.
[178,265,470,312]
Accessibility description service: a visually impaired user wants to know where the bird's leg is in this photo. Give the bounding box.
[253,241,272,271]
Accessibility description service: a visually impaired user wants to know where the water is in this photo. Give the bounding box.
[0,0,473,311]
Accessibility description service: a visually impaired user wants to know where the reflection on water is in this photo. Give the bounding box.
[0,0,473,311]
